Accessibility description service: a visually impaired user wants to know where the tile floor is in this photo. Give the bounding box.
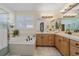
[6,47,61,56]
[34,47,61,56]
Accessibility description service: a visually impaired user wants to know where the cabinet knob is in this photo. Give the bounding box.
[59,39,61,42]
[75,43,79,46]
[41,36,43,38]
[75,52,79,55]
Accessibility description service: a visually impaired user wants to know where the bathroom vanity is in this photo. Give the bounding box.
[9,35,36,56]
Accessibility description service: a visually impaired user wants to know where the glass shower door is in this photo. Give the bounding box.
[0,14,8,55]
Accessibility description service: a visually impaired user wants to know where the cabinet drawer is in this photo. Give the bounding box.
[70,40,79,47]
[70,45,79,56]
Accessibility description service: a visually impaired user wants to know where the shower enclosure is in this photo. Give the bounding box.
[0,9,9,56]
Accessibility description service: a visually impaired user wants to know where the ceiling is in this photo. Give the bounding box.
[66,4,79,13]
[0,3,65,12]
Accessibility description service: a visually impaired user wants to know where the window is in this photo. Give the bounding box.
[15,15,33,29]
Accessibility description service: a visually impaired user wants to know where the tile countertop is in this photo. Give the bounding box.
[36,32,79,41]
[55,32,79,41]
[36,32,56,34]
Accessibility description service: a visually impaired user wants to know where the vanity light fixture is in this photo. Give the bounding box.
[42,16,53,19]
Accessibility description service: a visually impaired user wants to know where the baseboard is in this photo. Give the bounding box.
[0,47,9,56]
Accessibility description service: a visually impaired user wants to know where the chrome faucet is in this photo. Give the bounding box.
[26,35,32,42]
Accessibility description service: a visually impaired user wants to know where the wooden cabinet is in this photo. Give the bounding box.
[70,40,79,56]
[36,33,79,56]
[55,35,63,52]
[36,34,54,47]
[61,37,70,56]
[55,34,70,56]
[55,35,61,50]
[48,34,54,46]
[36,34,42,46]
[42,34,49,46]
[59,36,63,54]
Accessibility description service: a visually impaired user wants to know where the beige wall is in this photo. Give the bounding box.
[15,11,61,33]
[15,11,37,36]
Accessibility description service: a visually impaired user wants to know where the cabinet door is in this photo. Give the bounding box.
[61,38,69,56]
[49,34,54,46]
[59,36,63,53]
[36,34,42,46]
[42,34,49,46]
[55,35,70,56]
[55,35,60,49]
[55,35,64,55]
[55,35,58,48]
